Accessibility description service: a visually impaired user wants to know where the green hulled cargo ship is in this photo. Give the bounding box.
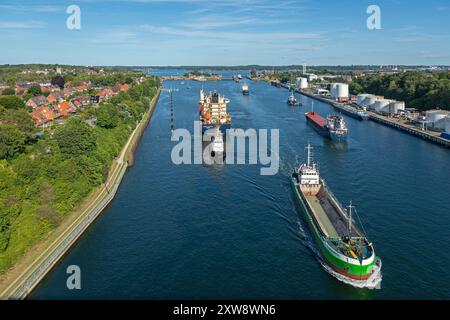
[291,145,378,282]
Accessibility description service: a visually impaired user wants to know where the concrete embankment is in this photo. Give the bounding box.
[0,89,162,300]
[127,88,161,166]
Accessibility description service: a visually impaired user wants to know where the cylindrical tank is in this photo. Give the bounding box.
[299,77,308,89]
[357,94,371,106]
[389,101,405,114]
[374,99,392,113]
[336,83,349,98]
[445,117,450,132]
[426,111,448,123]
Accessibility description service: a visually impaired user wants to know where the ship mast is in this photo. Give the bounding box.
[306,144,313,168]
[348,201,353,236]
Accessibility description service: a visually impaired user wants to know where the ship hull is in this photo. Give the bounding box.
[290,176,375,281]
[242,91,249,95]
[305,114,329,136]
[329,130,348,142]
[202,123,230,134]
[333,106,369,121]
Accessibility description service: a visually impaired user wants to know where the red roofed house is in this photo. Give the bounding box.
[60,88,75,99]
[119,83,130,91]
[47,92,62,104]
[96,87,114,101]
[40,85,52,94]
[55,101,76,116]
[30,106,61,126]
[26,96,49,109]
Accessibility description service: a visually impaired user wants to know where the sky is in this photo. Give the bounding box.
[0,0,449,66]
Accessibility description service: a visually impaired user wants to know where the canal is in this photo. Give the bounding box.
[32,73,450,299]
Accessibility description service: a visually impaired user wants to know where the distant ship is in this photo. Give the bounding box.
[287,92,299,106]
[242,83,249,95]
[334,105,369,121]
[305,112,348,141]
[291,144,379,282]
[199,89,231,134]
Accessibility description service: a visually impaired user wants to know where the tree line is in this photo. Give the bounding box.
[350,71,450,111]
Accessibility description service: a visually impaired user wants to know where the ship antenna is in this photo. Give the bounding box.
[348,201,353,236]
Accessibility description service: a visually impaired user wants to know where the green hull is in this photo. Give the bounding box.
[290,177,376,280]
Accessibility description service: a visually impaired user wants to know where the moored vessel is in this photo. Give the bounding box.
[291,145,379,282]
[334,105,369,121]
[305,112,348,141]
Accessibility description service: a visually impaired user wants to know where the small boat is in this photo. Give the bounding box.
[287,92,299,106]
[242,83,249,95]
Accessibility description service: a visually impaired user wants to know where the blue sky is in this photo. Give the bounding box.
[0,0,449,66]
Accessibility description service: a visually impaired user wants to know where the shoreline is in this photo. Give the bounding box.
[0,87,161,300]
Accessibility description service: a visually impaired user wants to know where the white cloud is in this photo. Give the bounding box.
[0,21,46,29]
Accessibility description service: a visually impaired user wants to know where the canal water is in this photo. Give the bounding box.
[32,73,450,299]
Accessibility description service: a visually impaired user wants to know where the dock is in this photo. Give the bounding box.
[274,82,450,149]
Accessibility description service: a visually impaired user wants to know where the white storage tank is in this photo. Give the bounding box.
[445,117,450,132]
[373,99,392,113]
[296,77,308,89]
[357,94,372,106]
[389,101,406,114]
[330,83,349,99]
[365,96,380,109]
[336,83,349,98]
[425,110,449,123]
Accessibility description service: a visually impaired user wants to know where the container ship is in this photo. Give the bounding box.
[305,111,348,141]
[199,89,231,134]
[242,83,249,95]
[334,105,369,121]
[291,145,378,282]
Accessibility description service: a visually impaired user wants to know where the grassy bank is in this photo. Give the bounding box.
[0,78,160,275]
[0,85,161,297]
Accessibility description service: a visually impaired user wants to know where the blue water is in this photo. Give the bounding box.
[31,75,450,299]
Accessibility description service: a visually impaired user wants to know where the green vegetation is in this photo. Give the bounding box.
[350,71,450,111]
[0,95,26,110]
[1,88,15,96]
[0,75,159,271]
[28,84,42,96]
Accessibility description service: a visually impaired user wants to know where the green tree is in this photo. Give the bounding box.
[28,84,42,96]
[96,104,119,128]
[51,75,65,89]
[36,181,60,226]
[1,87,15,95]
[0,109,34,135]
[55,117,96,157]
[0,125,25,159]
[0,95,25,109]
